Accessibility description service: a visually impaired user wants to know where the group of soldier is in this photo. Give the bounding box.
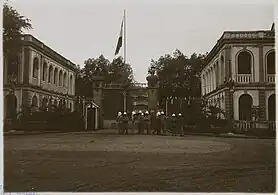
[116,110,185,136]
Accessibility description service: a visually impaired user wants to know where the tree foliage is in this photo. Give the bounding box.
[149,49,206,103]
[76,55,134,97]
[3,3,32,56]
[3,3,32,76]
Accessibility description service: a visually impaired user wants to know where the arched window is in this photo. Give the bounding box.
[54,68,58,85]
[31,95,38,107]
[267,51,275,74]
[238,51,252,74]
[59,70,63,86]
[33,57,39,78]
[42,62,47,81]
[268,94,276,121]
[239,94,253,120]
[63,73,67,87]
[48,65,53,83]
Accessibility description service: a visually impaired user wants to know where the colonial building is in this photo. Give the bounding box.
[4,34,77,120]
[200,24,275,128]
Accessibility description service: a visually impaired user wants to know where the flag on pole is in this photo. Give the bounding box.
[115,19,123,55]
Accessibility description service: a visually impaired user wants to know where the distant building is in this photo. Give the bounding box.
[4,34,77,120]
[200,24,275,128]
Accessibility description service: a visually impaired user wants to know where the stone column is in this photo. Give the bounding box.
[92,75,104,129]
[258,90,266,121]
[258,44,264,82]
[23,47,31,85]
[146,69,159,111]
[224,46,232,82]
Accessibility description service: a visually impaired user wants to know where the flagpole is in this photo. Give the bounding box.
[124,9,126,64]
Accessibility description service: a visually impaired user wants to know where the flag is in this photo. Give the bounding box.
[115,19,123,55]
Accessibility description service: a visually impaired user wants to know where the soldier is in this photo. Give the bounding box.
[171,113,178,136]
[144,111,151,134]
[160,111,167,135]
[150,110,156,134]
[155,111,161,135]
[177,113,185,136]
[116,112,123,134]
[138,112,145,134]
[131,111,136,132]
[137,110,142,134]
[122,112,129,134]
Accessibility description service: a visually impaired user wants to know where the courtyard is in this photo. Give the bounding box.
[4,131,276,192]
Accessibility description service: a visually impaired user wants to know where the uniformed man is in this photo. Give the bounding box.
[122,112,129,134]
[137,110,142,134]
[138,112,145,134]
[144,111,151,134]
[150,110,156,134]
[177,113,185,136]
[160,111,167,135]
[171,113,178,136]
[155,111,161,135]
[116,112,123,134]
[131,111,136,132]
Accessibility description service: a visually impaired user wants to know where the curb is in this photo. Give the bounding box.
[4,130,275,139]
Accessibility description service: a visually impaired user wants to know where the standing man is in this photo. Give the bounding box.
[160,111,167,135]
[122,112,129,134]
[138,112,145,134]
[155,111,161,135]
[171,113,178,136]
[116,112,123,134]
[150,110,156,134]
[144,111,151,134]
[177,113,185,136]
[131,111,136,133]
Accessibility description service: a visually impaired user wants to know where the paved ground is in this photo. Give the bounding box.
[4,131,276,192]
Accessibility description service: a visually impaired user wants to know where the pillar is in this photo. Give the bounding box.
[146,70,159,111]
[258,90,266,121]
[92,75,104,129]
[258,44,264,82]
[23,47,31,85]
[224,46,232,82]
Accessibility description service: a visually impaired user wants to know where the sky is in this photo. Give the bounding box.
[7,0,274,82]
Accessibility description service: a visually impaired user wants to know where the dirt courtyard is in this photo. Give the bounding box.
[4,132,276,192]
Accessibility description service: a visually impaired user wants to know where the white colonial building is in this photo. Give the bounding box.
[4,34,77,120]
[201,24,275,128]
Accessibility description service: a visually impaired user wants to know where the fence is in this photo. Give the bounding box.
[234,120,276,130]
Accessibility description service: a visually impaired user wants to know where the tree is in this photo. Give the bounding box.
[3,3,32,75]
[149,49,205,104]
[75,55,135,97]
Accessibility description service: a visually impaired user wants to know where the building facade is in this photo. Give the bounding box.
[4,34,77,120]
[200,25,275,128]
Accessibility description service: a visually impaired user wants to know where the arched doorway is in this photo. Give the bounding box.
[239,94,253,120]
[268,94,276,121]
[5,94,17,120]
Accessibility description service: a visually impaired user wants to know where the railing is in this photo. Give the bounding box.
[267,74,275,83]
[223,31,275,40]
[236,74,252,83]
[234,120,275,130]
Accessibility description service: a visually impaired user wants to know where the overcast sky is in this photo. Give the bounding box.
[7,0,274,82]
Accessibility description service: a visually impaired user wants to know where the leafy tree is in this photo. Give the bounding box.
[149,49,205,105]
[76,55,134,97]
[3,3,32,75]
